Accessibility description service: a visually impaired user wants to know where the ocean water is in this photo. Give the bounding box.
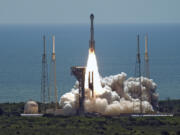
[0,23,179,102]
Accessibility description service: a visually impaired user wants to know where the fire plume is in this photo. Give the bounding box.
[85,49,103,96]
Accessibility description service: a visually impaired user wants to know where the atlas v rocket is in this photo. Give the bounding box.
[89,14,95,52]
[88,14,95,98]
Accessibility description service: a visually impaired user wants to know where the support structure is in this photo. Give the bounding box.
[134,35,143,114]
[71,67,86,115]
[144,34,152,105]
[144,34,150,78]
[49,35,58,110]
[41,35,49,110]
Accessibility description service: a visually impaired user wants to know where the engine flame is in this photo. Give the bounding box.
[85,49,103,96]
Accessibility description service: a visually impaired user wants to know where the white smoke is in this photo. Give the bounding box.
[59,72,159,116]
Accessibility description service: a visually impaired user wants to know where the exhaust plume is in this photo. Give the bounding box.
[59,73,159,116]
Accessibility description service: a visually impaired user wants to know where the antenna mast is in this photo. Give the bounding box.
[41,35,49,110]
[49,35,58,110]
[144,34,150,78]
[135,35,143,114]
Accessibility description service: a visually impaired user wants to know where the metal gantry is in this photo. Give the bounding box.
[71,66,86,115]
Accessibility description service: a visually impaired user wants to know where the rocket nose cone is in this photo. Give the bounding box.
[90,14,94,20]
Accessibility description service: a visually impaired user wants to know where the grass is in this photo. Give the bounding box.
[0,99,180,135]
[0,115,180,135]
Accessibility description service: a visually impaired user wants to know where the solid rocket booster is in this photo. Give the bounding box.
[89,14,95,52]
[88,71,94,98]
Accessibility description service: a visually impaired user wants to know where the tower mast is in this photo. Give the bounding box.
[144,34,152,105]
[135,35,143,114]
[144,34,150,78]
[49,35,58,109]
[41,35,49,110]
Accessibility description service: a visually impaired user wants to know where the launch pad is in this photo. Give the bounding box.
[33,13,162,116]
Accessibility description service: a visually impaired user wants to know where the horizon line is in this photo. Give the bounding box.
[0,22,180,25]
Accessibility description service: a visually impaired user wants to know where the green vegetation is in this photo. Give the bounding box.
[159,99,180,115]
[0,99,179,135]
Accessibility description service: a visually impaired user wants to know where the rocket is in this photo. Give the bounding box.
[89,14,95,52]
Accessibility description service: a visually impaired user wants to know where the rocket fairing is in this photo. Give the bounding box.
[89,14,95,52]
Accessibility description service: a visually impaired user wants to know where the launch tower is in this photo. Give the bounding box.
[71,66,86,115]
[144,34,152,104]
[41,36,49,110]
[144,34,150,78]
[49,35,58,110]
[134,35,143,114]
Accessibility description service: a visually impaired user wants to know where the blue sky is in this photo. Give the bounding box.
[0,0,180,24]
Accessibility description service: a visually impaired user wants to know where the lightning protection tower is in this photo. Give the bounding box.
[49,35,58,110]
[41,35,49,111]
[134,34,143,114]
[144,34,150,78]
[144,34,152,105]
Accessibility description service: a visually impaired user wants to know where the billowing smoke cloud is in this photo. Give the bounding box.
[59,72,159,116]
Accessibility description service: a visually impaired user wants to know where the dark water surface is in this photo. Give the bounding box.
[0,23,179,102]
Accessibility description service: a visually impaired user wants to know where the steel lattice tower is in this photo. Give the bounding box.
[49,35,58,109]
[41,36,49,107]
[134,35,143,114]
